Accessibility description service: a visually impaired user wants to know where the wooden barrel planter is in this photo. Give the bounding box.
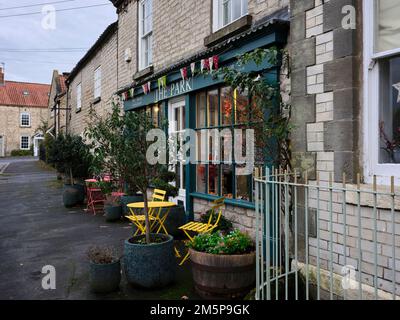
[189,248,256,300]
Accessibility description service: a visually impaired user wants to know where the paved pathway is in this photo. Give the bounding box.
[0,159,194,300]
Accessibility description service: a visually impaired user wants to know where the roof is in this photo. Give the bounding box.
[0,81,50,108]
[67,22,118,83]
[117,6,290,93]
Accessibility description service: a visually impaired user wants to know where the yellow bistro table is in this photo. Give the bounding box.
[126,201,176,235]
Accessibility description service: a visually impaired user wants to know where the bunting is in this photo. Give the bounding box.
[190,62,196,76]
[158,76,167,90]
[180,67,188,80]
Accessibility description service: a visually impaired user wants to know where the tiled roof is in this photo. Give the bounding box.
[0,81,50,108]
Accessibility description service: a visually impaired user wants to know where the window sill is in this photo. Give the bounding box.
[190,192,255,210]
[204,15,253,47]
[133,65,154,81]
[92,97,101,105]
[20,126,31,128]
[76,108,82,114]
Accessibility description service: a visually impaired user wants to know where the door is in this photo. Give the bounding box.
[168,98,186,208]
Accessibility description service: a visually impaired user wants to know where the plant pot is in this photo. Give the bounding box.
[121,194,144,216]
[89,260,121,294]
[159,204,186,237]
[105,204,122,222]
[62,184,79,208]
[189,248,256,300]
[123,234,176,288]
[71,183,85,204]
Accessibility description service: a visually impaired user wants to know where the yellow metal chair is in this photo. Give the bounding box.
[126,189,167,236]
[177,197,225,265]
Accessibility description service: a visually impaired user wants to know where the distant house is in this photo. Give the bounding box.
[0,66,50,157]
[47,70,69,136]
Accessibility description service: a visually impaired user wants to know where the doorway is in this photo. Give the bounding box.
[168,98,186,209]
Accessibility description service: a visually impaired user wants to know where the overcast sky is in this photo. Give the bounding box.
[0,0,117,84]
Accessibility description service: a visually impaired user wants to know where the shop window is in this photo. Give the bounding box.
[195,86,255,202]
[213,0,248,32]
[139,0,153,70]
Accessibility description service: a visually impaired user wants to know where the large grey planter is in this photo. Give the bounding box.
[62,184,79,208]
[123,234,176,288]
[105,204,122,222]
[71,183,85,204]
[159,204,186,237]
[89,260,121,294]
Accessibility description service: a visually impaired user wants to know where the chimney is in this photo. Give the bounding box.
[0,63,4,86]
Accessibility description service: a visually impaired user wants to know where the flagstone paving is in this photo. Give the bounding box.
[0,159,196,300]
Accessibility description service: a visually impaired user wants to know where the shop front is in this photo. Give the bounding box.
[121,19,288,228]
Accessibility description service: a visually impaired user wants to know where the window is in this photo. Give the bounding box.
[213,0,248,32]
[20,112,30,127]
[94,66,101,99]
[139,0,153,70]
[364,0,400,181]
[195,86,255,202]
[76,83,82,110]
[20,136,30,150]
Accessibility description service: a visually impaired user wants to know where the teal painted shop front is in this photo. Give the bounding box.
[122,20,288,220]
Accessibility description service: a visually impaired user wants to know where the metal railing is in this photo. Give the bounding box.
[254,168,399,300]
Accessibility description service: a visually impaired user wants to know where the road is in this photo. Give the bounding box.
[0,158,193,300]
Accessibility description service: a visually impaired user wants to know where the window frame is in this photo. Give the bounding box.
[363,0,400,184]
[94,66,102,99]
[138,0,153,71]
[20,112,31,127]
[212,0,248,32]
[194,86,254,203]
[20,135,30,150]
[76,82,82,111]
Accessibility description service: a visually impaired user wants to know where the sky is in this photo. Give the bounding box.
[0,0,117,84]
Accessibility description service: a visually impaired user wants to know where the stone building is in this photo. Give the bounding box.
[66,22,118,135]
[47,70,69,136]
[0,66,50,157]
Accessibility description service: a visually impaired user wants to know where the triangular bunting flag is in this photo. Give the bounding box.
[180,67,188,80]
[213,55,219,70]
[190,62,196,76]
[142,84,148,95]
[129,88,134,98]
[209,57,214,71]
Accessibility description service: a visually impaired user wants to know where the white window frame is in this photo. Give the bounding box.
[20,135,30,150]
[363,0,400,184]
[138,0,153,71]
[94,66,101,99]
[20,112,31,127]
[212,0,248,32]
[76,82,82,110]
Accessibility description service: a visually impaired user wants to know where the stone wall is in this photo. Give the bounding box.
[0,105,47,156]
[68,29,118,135]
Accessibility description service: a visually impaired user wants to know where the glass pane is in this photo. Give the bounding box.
[221,87,233,126]
[197,130,207,163]
[236,165,251,201]
[182,164,186,189]
[152,105,159,127]
[208,164,219,195]
[235,88,249,124]
[223,0,231,26]
[196,164,206,193]
[232,0,242,20]
[175,164,181,189]
[208,90,219,127]
[379,55,400,163]
[181,106,186,130]
[196,92,206,128]
[375,0,400,53]
[148,34,153,65]
[221,164,233,199]
[174,107,180,132]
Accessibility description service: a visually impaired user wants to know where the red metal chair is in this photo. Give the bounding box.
[85,179,106,215]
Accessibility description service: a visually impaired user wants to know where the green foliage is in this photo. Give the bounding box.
[188,229,254,255]
[47,133,93,182]
[151,165,178,198]
[200,211,232,233]
[10,149,33,157]
[85,102,176,244]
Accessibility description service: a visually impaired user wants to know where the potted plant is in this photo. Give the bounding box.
[188,229,256,299]
[97,180,123,222]
[87,245,121,294]
[380,121,400,163]
[86,102,176,289]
